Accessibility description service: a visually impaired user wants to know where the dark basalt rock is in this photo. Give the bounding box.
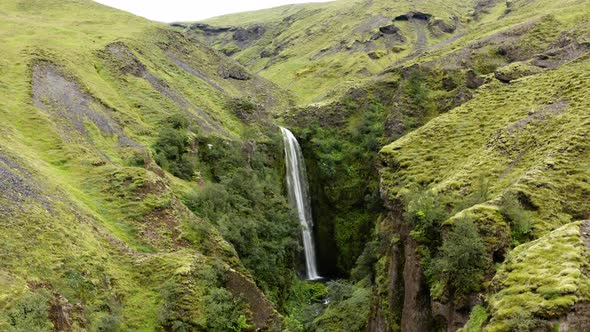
[232,25,266,43]
[465,69,485,89]
[429,17,457,34]
[442,76,458,91]
[413,12,432,20]
[169,22,187,29]
[394,12,432,21]
[367,51,383,60]
[379,24,401,35]
[375,24,405,42]
[189,23,233,34]
[260,45,284,58]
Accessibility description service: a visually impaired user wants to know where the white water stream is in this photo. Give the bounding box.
[280,127,321,280]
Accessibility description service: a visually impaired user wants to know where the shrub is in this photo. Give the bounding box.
[157,280,196,331]
[350,240,379,282]
[499,192,532,245]
[6,290,53,332]
[312,280,371,331]
[152,114,197,180]
[184,143,299,306]
[504,311,543,332]
[405,190,448,246]
[96,314,120,332]
[334,212,374,272]
[431,217,489,299]
[203,288,251,332]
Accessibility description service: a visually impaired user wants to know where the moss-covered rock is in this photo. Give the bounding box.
[494,62,544,83]
[485,222,590,331]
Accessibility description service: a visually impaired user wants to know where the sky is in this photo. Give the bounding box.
[93,0,333,23]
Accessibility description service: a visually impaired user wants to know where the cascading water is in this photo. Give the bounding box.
[280,126,321,280]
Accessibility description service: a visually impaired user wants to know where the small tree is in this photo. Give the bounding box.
[152,114,197,180]
[432,217,489,300]
[6,290,53,332]
[499,192,532,245]
[405,190,448,246]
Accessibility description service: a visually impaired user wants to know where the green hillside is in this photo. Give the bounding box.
[185,0,589,107]
[0,0,297,330]
[181,0,472,105]
[2,0,590,331]
[189,0,590,330]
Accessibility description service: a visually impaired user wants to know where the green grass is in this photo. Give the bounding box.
[2,0,590,330]
[381,57,590,236]
[191,0,475,105]
[191,0,590,106]
[0,0,292,330]
[460,305,489,332]
[485,222,590,331]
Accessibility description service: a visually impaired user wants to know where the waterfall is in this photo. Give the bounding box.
[280,127,321,280]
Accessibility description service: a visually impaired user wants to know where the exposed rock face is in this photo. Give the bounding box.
[190,23,233,34]
[104,42,226,134]
[371,195,434,332]
[372,24,406,44]
[400,229,434,332]
[379,24,402,35]
[32,61,138,148]
[532,40,590,69]
[465,69,485,89]
[226,269,281,330]
[561,302,590,331]
[233,25,266,45]
[394,12,433,21]
[166,51,225,92]
[49,294,73,332]
[0,153,52,215]
[428,17,457,34]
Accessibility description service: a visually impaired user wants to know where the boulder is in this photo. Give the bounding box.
[494,62,543,83]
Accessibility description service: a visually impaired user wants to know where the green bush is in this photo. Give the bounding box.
[5,290,53,332]
[152,114,197,180]
[157,280,194,331]
[183,140,299,307]
[96,313,121,332]
[203,288,251,332]
[334,212,375,272]
[431,218,489,300]
[301,101,385,274]
[405,190,448,246]
[499,192,532,245]
[350,240,379,282]
[504,311,543,332]
[311,280,371,331]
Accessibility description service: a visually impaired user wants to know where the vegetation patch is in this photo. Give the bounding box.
[486,222,590,331]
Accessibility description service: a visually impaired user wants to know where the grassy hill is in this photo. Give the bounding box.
[186,0,590,330]
[0,0,299,330]
[183,0,589,107]
[2,0,590,331]
[181,0,473,105]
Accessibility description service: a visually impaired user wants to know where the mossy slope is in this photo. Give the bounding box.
[381,18,590,330]
[0,0,294,330]
[184,0,471,104]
